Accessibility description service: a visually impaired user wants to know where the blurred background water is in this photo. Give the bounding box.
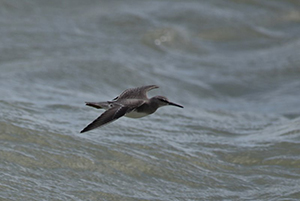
[1,0,300,200]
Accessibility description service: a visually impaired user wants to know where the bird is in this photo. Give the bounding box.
[80,85,183,133]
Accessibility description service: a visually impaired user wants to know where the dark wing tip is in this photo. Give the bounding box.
[80,125,92,133]
[139,85,159,91]
[80,106,129,133]
[142,85,159,95]
[80,123,98,133]
[85,102,102,109]
[148,84,159,89]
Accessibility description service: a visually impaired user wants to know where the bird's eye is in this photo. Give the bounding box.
[159,98,168,103]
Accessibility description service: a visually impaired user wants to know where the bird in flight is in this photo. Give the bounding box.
[80,85,183,133]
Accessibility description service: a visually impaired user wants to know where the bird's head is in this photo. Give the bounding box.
[153,95,184,108]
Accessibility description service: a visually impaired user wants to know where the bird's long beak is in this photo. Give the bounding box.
[168,101,184,108]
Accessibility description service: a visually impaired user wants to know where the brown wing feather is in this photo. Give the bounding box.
[114,85,159,100]
[80,106,130,133]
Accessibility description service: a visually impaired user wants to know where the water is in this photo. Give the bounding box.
[1,0,300,200]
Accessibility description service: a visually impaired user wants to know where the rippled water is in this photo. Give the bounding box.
[1,0,300,200]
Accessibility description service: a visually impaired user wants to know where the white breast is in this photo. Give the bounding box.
[125,110,150,118]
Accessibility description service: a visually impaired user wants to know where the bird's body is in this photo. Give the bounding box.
[80,85,183,133]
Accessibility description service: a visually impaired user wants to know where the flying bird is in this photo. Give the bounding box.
[80,85,183,133]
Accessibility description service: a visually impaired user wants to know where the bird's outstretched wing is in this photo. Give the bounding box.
[113,85,159,100]
[80,106,131,133]
[85,101,115,110]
